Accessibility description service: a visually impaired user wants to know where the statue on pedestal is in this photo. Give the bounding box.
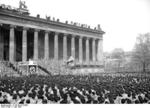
[19,0,27,9]
[18,0,29,15]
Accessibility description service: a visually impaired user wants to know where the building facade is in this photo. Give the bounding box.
[0,4,105,67]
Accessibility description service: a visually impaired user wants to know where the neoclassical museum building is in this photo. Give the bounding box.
[0,2,105,74]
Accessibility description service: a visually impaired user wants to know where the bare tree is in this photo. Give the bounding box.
[111,48,125,72]
[132,33,150,72]
[111,48,124,59]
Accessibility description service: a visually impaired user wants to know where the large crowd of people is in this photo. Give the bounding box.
[0,73,150,104]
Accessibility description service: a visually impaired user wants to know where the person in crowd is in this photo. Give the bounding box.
[0,74,150,104]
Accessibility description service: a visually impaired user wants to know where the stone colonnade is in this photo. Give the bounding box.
[1,25,103,64]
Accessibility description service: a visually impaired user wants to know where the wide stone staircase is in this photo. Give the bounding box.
[0,61,22,77]
[0,59,104,76]
[37,59,73,75]
[0,47,53,76]
[0,61,52,77]
[16,61,52,76]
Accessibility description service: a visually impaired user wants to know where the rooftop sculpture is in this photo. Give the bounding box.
[18,0,29,15]
[19,0,27,9]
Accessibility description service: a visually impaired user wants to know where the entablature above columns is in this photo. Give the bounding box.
[63,33,69,38]
[0,11,105,34]
[34,28,40,32]
[44,30,51,33]
[54,32,60,36]
[0,19,103,39]
[23,27,29,30]
[9,24,16,29]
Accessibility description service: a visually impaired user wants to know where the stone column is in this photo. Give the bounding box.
[44,31,49,60]
[34,29,39,60]
[86,37,90,63]
[9,25,15,62]
[97,39,103,63]
[71,35,75,59]
[79,37,83,63]
[63,34,67,60]
[92,38,96,62]
[22,27,28,62]
[54,32,59,60]
[0,26,4,60]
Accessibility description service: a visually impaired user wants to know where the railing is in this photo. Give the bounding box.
[37,65,52,76]
[0,61,22,76]
[37,59,73,75]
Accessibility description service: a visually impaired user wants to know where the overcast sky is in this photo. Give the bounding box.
[0,0,150,52]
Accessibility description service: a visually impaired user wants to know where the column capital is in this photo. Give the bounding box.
[55,32,59,35]
[79,36,84,39]
[96,38,103,41]
[92,38,97,41]
[10,25,16,29]
[23,27,29,30]
[86,37,90,40]
[45,30,50,33]
[34,29,40,32]
[71,34,76,37]
[63,33,68,36]
[100,38,103,41]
